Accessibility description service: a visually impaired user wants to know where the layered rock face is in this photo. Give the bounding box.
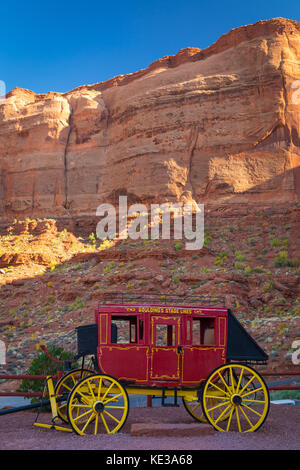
[0,17,300,219]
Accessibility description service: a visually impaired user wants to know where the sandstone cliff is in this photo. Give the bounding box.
[0,17,300,219]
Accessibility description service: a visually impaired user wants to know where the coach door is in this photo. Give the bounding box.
[181,314,226,384]
[150,315,181,381]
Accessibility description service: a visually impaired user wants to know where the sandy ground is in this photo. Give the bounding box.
[0,404,299,450]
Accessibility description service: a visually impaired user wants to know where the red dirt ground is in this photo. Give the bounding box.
[0,404,299,450]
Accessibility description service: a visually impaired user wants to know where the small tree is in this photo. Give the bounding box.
[17,345,74,403]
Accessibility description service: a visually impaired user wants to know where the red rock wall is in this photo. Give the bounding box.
[0,18,300,219]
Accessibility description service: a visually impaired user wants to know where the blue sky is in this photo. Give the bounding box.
[1,0,299,94]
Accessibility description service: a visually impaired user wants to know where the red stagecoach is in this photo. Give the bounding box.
[52,293,270,435]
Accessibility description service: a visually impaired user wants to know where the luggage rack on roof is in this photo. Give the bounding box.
[97,292,226,307]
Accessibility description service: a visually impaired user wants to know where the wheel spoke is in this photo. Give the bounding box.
[214,404,232,424]
[94,413,99,435]
[103,392,123,404]
[191,403,201,412]
[73,389,92,403]
[235,406,242,432]
[239,375,255,396]
[229,366,235,394]
[73,408,93,422]
[217,372,232,395]
[242,398,266,404]
[239,404,254,429]
[241,387,263,398]
[208,380,230,397]
[69,403,90,408]
[101,382,115,402]
[105,405,125,410]
[241,403,263,417]
[226,407,234,431]
[103,409,121,424]
[87,380,95,400]
[204,394,229,401]
[206,400,230,413]
[81,411,95,433]
[61,383,72,392]
[235,367,244,394]
[100,412,111,433]
[97,377,103,400]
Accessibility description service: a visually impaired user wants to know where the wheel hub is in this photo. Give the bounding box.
[93,401,105,413]
[231,394,242,406]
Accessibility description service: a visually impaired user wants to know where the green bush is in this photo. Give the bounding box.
[234,262,245,270]
[88,232,97,245]
[214,251,228,266]
[270,238,281,247]
[70,297,85,310]
[173,241,183,251]
[104,261,117,273]
[270,390,300,400]
[17,345,75,404]
[244,265,253,275]
[263,280,274,292]
[274,251,299,268]
[235,250,245,262]
[203,231,212,247]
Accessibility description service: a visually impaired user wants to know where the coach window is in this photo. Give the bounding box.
[156,323,175,347]
[111,316,138,344]
[192,318,215,345]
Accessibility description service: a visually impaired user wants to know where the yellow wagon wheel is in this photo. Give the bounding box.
[183,377,231,423]
[54,368,94,423]
[67,374,129,435]
[202,363,270,433]
[182,396,207,423]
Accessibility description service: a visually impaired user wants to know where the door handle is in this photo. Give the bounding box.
[177,346,182,354]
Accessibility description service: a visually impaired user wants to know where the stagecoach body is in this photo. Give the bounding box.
[76,295,268,389]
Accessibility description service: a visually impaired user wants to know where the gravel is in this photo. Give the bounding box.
[0,404,300,450]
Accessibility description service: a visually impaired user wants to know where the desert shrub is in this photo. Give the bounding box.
[70,297,85,310]
[88,232,97,245]
[214,251,228,266]
[234,262,245,270]
[263,280,274,292]
[104,261,117,273]
[244,265,253,275]
[252,266,264,273]
[270,238,281,247]
[274,251,299,268]
[235,250,245,262]
[17,345,75,404]
[173,241,183,251]
[204,231,212,247]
